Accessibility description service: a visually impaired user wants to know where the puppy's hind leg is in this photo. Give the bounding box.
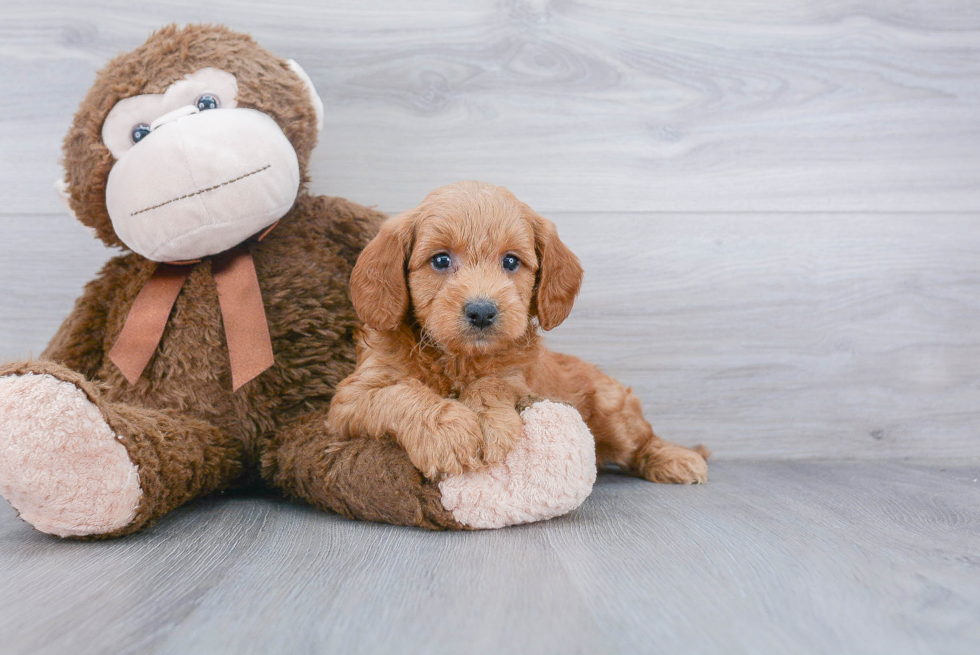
[589,374,708,484]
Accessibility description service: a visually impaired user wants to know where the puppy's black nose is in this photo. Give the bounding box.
[465,300,498,330]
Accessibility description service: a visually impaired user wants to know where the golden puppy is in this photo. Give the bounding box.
[328,181,709,483]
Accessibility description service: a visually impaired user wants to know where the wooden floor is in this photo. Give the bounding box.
[3,2,980,654]
[4,0,980,460]
[0,0,980,459]
[1,461,977,655]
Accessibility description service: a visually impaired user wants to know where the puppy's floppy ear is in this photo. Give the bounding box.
[350,212,415,331]
[528,209,583,330]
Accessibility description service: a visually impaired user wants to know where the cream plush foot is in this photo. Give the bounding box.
[0,373,141,537]
[439,400,596,529]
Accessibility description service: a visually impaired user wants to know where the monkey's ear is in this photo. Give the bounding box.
[286,59,324,132]
[350,212,415,331]
[528,209,583,331]
[54,175,78,222]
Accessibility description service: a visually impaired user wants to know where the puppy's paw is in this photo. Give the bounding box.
[641,445,708,484]
[411,402,484,479]
[515,395,545,413]
[477,406,523,466]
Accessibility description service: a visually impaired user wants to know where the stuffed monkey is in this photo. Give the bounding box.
[0,25,594,538]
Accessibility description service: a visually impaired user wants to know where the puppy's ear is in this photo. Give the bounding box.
[350,212,414,331]
[529,209,583,330]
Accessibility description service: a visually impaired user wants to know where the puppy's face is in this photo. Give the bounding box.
[351,181,583,356]
[407,192,538,354]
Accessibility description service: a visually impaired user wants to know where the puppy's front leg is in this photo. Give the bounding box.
[459,375,530,465]
[328,376,484,479]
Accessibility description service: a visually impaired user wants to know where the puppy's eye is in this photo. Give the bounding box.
[502,254,521,272]
[431,253,453,271]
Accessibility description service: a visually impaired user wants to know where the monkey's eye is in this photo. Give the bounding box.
[431,253,453,271]
[131,124,151,144]
[502,254,521,272]
[196,94,220,111]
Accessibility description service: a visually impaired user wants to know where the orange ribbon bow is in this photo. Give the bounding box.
[108,226,276,391]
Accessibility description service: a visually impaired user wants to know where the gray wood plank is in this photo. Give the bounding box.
[544,213,980,459]
[3,4,979,653]
[153,509,607,655]
[1,0,979,214]
[545,460,980,655]
[3,212,978,459]
[1,461,978,654]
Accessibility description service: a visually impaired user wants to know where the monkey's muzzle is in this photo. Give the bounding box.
[105,108,300,262]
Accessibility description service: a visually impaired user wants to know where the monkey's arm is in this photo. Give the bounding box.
[41,259,124,379]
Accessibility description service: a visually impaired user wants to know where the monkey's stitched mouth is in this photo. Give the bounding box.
[130,164,272,216]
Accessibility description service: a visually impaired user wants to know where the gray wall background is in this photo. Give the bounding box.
[2,0,978,459]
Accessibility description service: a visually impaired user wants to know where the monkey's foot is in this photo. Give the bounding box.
[439,400,596,529]
[0,373,141,537]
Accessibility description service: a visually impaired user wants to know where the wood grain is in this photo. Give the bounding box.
[545,213,980,459]
[1,0,979,214]
[3,211,978,459]
[1,461,978,654]
[3,1,979,458]
[3,5,979,653]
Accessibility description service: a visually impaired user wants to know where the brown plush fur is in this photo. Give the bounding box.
[1,25,462,536]
[333,181,709,483]
[63,24,320,249]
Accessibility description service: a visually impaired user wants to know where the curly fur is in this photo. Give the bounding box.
[63,24,321,250]
[0,25,462,537]
[332,181,710,484]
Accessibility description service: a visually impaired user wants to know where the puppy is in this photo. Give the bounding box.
[328,181,708,483]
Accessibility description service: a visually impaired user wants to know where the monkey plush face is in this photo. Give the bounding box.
[61,25,324,260]
[101,67,301,261]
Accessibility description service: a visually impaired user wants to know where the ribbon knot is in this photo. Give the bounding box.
[108,233,276,391]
